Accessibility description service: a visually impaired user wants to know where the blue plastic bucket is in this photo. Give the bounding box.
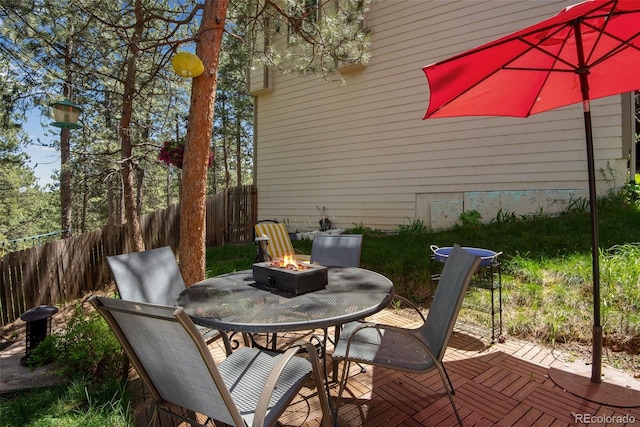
[430,245,501,267]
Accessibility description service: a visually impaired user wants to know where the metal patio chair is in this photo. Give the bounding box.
[310,234,363,268]
[89,296,332,427]
[254,220,310,263]
[310,234,365,368]
[332,244,481,426]
[106,246,233,355]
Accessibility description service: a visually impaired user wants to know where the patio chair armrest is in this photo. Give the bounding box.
[253,346,303,427]
[344,322,438,364]
[343,321,377,355]
[295,341,333,427]
[253,342,332,427]
[293,334,324,357]
[200,327,234,356]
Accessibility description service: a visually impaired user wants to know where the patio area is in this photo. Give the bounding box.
[128,309,639,426]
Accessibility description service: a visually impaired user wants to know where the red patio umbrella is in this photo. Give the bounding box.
[422,0,640,384]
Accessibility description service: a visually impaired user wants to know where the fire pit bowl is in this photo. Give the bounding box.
[430,245,501,267]
[253,260,328,296]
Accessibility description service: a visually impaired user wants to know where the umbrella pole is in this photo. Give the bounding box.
[583,106,602,384]
[574,20,602,384]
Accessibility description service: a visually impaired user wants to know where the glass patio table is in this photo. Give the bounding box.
[176,267,394,335]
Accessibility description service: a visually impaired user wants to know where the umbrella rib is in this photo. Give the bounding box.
[422,10,580,69]
[581,4,614,65]
[517,28,578,71]
[580,3,640,66]
[589,32,640,69]
[501,65,574,73]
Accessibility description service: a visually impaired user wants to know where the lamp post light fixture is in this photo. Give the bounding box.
[50,99,83,129]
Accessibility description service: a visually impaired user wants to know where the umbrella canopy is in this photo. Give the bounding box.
[422,0,640,384]
[423,0,640,119]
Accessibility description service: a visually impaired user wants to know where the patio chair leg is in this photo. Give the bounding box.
[120,354,130,386]
[434,361,464,426]
[331,326,366,382]
[442,363,456,395]
[219,332,233,356]
[147,401,160,427]
[335,360,352,413]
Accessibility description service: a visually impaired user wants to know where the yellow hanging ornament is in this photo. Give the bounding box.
[171,51,204,78]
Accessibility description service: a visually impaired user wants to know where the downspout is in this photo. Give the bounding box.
[621,92,636,183]
[253,95,258,187]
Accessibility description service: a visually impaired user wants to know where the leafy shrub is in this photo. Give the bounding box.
[565,195,589,214]
[30,302,124,384]
[620,182,640,206]
[396,217,430,235]
[458,209,482,227]
[493,208,517,224]
[349,222,384,236]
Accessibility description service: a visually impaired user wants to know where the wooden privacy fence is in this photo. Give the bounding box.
[0,185,257,326]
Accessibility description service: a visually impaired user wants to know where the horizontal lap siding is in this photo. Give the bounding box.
[255,0,626,230]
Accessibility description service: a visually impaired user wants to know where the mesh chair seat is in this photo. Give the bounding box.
[333,321,437,372]
[218,347,311,425]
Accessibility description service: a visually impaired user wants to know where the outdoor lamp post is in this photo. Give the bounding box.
[50,99,82,129]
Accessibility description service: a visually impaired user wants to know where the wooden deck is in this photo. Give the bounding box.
[132,309,640,426]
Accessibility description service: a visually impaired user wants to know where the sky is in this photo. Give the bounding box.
[23,108,60,188]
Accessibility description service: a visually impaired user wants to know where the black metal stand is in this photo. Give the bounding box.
[20,305,58,366]
[470,261,503,343]
[431,254,503,343]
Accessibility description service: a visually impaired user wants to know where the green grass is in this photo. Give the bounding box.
[206,242,256,277]
[0,378,132,427]
[205,197,640,355]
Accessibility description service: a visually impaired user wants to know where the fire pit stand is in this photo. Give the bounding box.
[20,305,58,366]
[430,246,503,343]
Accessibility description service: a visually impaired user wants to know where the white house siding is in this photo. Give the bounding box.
[252,0,630,232]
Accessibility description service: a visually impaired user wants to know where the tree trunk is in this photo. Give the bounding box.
[223,134,230,188]
[179,0,229,285]
[60,36,74,238]
[60,127,72,237]
[107,175,117,226]
[221,98,230,188]
[236,118,242,186]
[136,166,144,214]
[81,177,87,233]
[119,0,145,253]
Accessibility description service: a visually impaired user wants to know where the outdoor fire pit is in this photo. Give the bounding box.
[253,256,327,296]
